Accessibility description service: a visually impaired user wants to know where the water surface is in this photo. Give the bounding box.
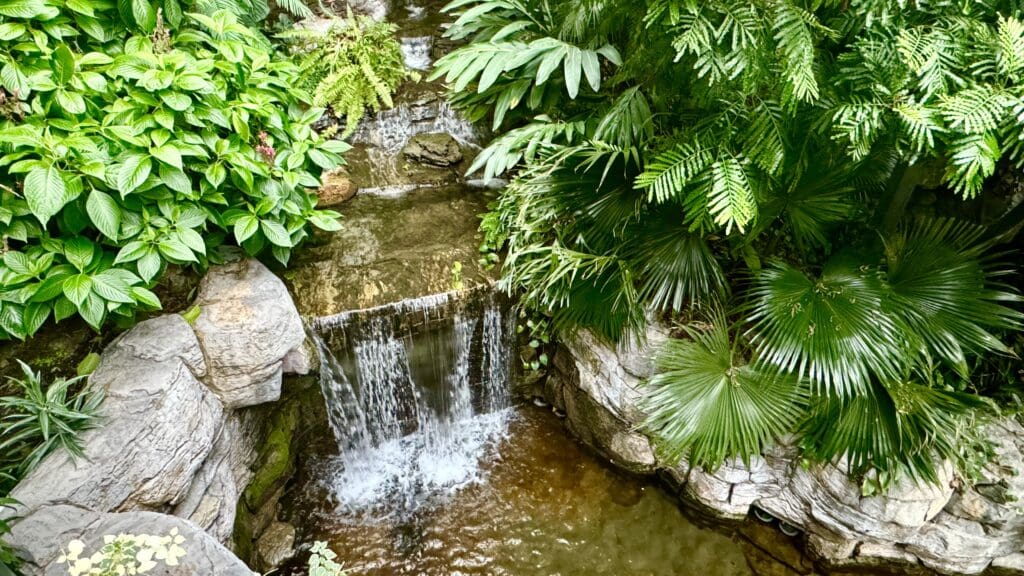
[283,405,754,576]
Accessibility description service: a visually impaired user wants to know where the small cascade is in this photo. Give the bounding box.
[351,100,480,153]
[400,36,433,70]
[309,288,514,517]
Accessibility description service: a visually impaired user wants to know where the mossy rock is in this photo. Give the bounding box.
[243,400,301,512]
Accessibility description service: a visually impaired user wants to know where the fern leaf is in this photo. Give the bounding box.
[707,154,756,234]
[635,142,714,204]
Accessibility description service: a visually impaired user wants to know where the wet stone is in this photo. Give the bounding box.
[402,132,464,167]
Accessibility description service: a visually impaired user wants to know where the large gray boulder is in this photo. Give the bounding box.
[173,412,259,542]
[192,258,306,408]
[6,505,255,575]
[8,315,221,516]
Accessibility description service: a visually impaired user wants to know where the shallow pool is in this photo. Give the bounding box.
[282,404,757,576]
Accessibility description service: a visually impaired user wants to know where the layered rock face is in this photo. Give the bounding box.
[542,325,1024,576]
[3,259,308,575]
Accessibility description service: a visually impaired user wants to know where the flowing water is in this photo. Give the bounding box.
[283,289,761,575]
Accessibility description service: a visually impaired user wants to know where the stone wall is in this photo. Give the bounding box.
[2,258,310,575]
[540,324,1024,576]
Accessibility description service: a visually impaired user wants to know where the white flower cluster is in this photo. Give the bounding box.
[56,528,187,576]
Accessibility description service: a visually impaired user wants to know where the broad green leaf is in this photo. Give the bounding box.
[90,271,134,303]
[62,273,93,306]
[86,190,121,240]
[114,241,148,264]
[1,62,29,98]
[55,90,86,114]
[159,165,191,194]
[24,166,68,224]
[79,292,105,329]
[64,237,95,271]
[3,251,32,276]
[131,286,161,308]
[137,249,161,281]
[234,214,258,243]
[160,92,191,111]
[157,238,197,262]
[151,144,182,169]
[309,213,342,232]
[176,227,206,255]
[0,0,47,18]
[116,154,152,196]
[54,44,76,85]
[260,219,293,247]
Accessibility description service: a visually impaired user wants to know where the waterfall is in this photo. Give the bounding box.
[310,288,514,516]
[351,101,480,153]
[400,36,433,71]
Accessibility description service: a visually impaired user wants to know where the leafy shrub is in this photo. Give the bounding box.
[0,360,102,493]
[0,4,348,341]
[282,14,413,136]
[438,0,1024,485]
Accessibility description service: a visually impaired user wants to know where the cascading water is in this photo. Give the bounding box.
[400,36,433,71]
[309,288,514,518]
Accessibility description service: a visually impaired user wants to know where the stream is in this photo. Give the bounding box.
[277,2,804,574]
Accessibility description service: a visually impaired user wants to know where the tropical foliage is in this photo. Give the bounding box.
[282,14,413,136]
[436,0,1024,485]
[0,0,349,342]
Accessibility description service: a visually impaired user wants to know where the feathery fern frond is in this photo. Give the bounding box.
[707,154,756,234]
[635,141,715,204]
[772,3,820,103]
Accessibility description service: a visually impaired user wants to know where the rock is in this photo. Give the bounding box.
[561,377,656,474]
[402,132,464,167]
[857,462,954,528]
[991,553,1024,576]
[806,533,856,563]
[255,522,296,572]
[344,0,388,20]
[551,324,1024,576]
[6,505,255,576]
[946,419,1024,532]
[286,186,499,316]
[686,469,742,517]
[317,167,357,207]
[904,512,1009,574]
[193,259,305,408]
[172,413,259,544]
[8,315,222,516]
[282,339,316,376]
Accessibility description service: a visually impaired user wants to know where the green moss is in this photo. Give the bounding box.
[233,399,301,562]
[244,401,300,511]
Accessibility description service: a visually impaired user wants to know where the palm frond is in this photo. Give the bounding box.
[746,258,906,396]
[642,314,806,469]
[801,379,989,484]
[625,209,727,312]
[882,218,1024,375]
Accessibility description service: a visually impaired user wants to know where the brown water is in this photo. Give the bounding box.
[283,404,755,576]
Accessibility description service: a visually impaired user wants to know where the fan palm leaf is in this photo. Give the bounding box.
[746,258,907,396]
[882,218,1024,375]
[801,378,989,483]
[642,315,806,469]
[624,207,727,312]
